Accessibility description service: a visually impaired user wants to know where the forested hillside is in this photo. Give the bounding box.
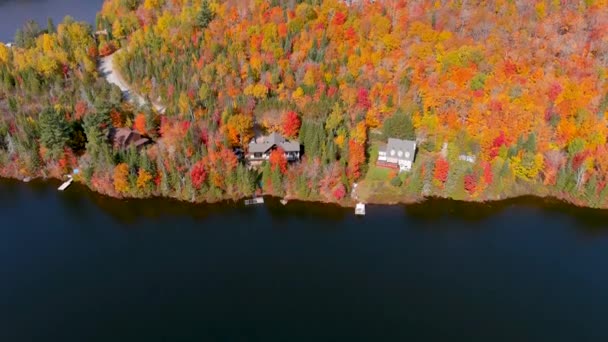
[1,0,608,207]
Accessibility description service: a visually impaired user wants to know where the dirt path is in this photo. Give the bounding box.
[99,51,166,113]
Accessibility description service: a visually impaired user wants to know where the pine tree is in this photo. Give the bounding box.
[383,110,415,140]
[196,0,215,29]
[39,108,71,159]
[83,109,111,164]
[47,17,55,34]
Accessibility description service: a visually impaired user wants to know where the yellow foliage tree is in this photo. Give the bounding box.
[511,153,544,181]
[351,121,367,145]
[36,55,58,77]
[226,114,253,146]
[0,43,9,64]
[113,163,130,194]
[137,169,153,190]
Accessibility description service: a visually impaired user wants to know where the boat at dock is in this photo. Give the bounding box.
[355,203,366,216]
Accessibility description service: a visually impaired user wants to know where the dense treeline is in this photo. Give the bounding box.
[0,17,124,181]
[1,0,608,207]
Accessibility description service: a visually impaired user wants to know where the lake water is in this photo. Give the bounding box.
[1,179,608,341]
[2,1,608,341]
[0,0,104,42]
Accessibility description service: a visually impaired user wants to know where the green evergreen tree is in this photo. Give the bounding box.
[261,162,271,191]
[383,110,416,140]
[38,108,71,159]
[196,0,215,29]
[83,109,111,163]
[47,17,55,34]
[271,169,283,196]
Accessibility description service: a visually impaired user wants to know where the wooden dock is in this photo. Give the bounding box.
[244,197,264,206]
[58,176,73,191]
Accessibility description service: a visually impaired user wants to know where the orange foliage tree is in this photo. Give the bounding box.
[113,163,130,194]
[269,148,288,174]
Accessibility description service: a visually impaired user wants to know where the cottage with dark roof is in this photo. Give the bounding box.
[247,132,300,163]
[110,127,151,150]
[377,138,417,172]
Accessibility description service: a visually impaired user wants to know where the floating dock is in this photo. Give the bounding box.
[355,203,366,216]
[58,176,73,191]
[245,197,264,206]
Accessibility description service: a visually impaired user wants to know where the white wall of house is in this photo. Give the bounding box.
[399,160,412,172]
[378,151,387,161]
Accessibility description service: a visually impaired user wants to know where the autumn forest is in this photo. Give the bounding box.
[1,0,608,207]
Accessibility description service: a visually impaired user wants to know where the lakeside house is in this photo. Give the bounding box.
[247,132,300,164]
[110,127,151,150]
[377,138,417,172]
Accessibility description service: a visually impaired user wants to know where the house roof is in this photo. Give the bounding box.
[384,138,416,162]
[111,127,150,149]
[249,132,300,153]
[267,132,285,145]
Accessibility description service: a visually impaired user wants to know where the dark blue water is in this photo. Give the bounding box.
[0,0,104,42]
[1,179,608,341]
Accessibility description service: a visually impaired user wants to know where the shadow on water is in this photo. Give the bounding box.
[4,178,608,235]
[57,182,351,226]
[263,197,350,223]
[404,196,608,235]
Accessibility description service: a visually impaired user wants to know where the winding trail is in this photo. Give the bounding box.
[99,50,166,113]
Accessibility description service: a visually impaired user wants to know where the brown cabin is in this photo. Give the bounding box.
[110,127,151,150]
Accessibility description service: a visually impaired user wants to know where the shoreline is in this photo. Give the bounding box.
[3,173,603,212]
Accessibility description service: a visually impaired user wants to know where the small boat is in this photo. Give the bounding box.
[355,203,366,216]
[244,197,264,206]
[22,177,32,183]
[280,199,288,205]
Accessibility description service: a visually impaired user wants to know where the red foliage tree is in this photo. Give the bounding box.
[483,162,493,185]
[282,111,301,139]
[547,82,562,102]
[357,88,371,111]
[333,183,346,201]
[270,148,288,174]
[572,151,589,171]
[464,173,477,195]
[333,11,346,26]
[190,160,207,189]
[490,131,508,159]
[433,157,449,184]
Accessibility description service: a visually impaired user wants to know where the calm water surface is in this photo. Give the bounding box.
[0,0,104,42]
[1,179,608,341]
[2,1,608,341]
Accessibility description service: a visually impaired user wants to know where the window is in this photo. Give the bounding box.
[390,149,395,156]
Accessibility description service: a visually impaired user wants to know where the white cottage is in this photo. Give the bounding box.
[377,138,417,172]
